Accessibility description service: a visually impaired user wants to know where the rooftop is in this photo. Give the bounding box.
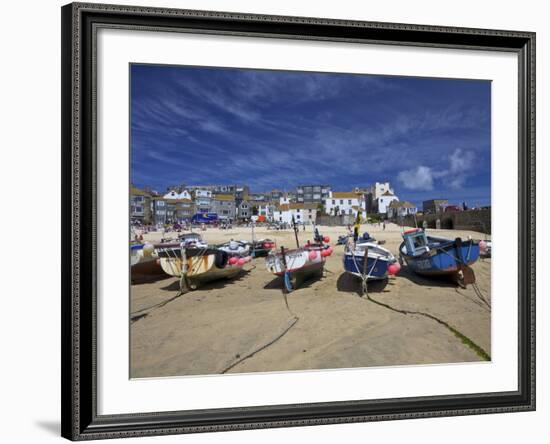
[331,192,359,199]
[212,194,235,201]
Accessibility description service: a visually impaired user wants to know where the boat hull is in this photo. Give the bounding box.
[343,254,391,280]
[157,247,244,284]
[265,247,326,286]
[399,237,480,276]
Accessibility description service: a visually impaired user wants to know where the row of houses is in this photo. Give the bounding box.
[130,182,422,225]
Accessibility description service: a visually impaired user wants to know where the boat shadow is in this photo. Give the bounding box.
[336,272,389,295]
[263,271,324,291]
[397,266,459,288]
[160,268,253,292]
[131,272,172,285]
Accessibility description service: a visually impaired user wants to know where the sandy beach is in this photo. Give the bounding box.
[130,223,491,378]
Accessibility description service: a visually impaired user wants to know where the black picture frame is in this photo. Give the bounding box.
[61,2,536,440]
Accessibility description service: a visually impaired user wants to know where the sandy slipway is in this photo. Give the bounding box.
[130,224,491,378]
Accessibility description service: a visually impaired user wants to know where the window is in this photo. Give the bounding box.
[309,215,312,219]
[340,200,343,205]
[296,215,300,219]
[332,200,335,204]
[348,199,352,204]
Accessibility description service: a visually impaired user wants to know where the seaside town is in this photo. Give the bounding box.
[130,180,492,379]
[130,181,488,229]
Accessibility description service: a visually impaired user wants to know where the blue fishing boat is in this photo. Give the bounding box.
[398,228,480,278]
[343,236,397,281]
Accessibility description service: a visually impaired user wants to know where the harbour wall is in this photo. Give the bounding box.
[316,214,357,226]
[402,209,491,234]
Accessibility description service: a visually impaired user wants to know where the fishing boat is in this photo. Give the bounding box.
[480,239,492,258]
[155,232,247,292]
[343,236,398,282]
[265,222,333,292]
[130,242,165,281]
[156,246,247,291]
[398,228,480,284]
[130,242,155,266]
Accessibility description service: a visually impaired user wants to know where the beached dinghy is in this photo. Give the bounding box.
[265,222,333,292]
[343,237,398,282]
[130,242,156,266]
[130,242,166,281]
[398,228,480,285]
[218,240,251,257]
[156,245,247,292]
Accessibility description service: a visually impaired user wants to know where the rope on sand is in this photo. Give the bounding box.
[220,272,300,374]
[362,293,491,361]
[220,315,299,374]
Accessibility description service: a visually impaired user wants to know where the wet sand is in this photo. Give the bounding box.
[130,223,491,378]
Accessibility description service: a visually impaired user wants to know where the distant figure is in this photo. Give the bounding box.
[462,201,468,211]
[303,224,306,231]
[383,221,386,231]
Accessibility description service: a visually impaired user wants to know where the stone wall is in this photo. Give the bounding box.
[316,214,356,226]
[402,209,491,234]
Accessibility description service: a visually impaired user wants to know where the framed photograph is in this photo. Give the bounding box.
[61,2,535,440]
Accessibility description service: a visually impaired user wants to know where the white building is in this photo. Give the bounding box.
[371,182,394,199]
[324,191,366,217]
[193,189,213,213]
[163,189,192,200]
[257,202,276,221]
[273,203,318,225]
[387,201,418,219]
[365,182,397,213]
[376,190,399,215]
[279,194,291,205]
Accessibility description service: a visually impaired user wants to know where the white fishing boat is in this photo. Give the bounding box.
[155,232,248,292]
[265,223,333,292]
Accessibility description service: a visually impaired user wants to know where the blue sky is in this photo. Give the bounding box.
[131,64,491,207]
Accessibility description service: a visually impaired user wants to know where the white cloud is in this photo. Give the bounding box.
[397,166,435,191]
[397,149,477,191]
[448,148,477,188]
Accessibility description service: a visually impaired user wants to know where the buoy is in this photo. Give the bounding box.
[308,250,318,261]
[237,258,246,266]
[244,256,252,263]
[323,236,330,243]
[327,246,334,255]
[228,257,238,265]
[388,262,401,275]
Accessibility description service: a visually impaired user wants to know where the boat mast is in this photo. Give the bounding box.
[251,217,256,257]
[292,215,300,248]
